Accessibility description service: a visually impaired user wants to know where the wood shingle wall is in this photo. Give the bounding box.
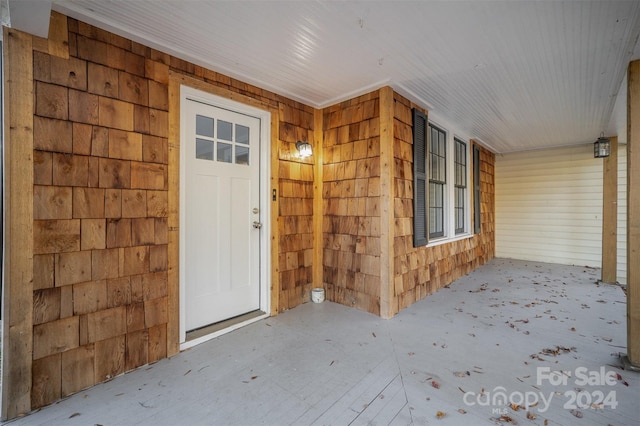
[277,103,316,310]
[392,93,495,314]
[31,18,170,407]
[8,12,316,412]
[320,90,495,317]
[322,92,382,315]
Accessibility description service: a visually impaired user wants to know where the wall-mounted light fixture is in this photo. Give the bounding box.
[594,133,610,158]
[296,140,312,158]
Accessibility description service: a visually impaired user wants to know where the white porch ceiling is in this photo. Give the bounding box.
[26,1,640,152]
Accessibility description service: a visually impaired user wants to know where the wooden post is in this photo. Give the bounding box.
[166,73,181,357]
[379,87,394,318]
[601,137,618,284]
[313,109,324,290]
[2,27,35,419]
[626,60,640,368]
[270,108,280,315]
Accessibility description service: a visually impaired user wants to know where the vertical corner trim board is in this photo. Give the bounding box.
[166,72,181,357]
[313,109,324,291]
[627,60,640,366]
[3,27,36,419]
[601,136,618,284]
[379,86,395,319]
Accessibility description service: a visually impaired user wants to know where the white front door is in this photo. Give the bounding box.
[182,94,262,332]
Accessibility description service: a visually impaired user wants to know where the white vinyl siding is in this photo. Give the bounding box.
[496,145,601,265]
[496,144,627,284]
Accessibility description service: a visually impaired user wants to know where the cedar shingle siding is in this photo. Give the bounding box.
[9,12,495,413]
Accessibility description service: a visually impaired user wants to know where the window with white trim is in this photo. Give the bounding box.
[412,108,471,247]
[429,124,447,238]
[454,138,467,234]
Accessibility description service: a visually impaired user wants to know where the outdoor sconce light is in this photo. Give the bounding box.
[296,140,312,158]
[593,133,610,158]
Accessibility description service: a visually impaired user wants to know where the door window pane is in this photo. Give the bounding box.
[196,115,214,138]
[218,120,232,141]
[217,143,232,163]
[236,146,249,165]
[196,138,213,160]
[236,124,249,144]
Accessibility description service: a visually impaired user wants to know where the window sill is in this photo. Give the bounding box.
[424,232,474,248]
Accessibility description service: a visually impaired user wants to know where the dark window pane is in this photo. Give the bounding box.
[218,120,232,141]
[196,115,214,138]
[217,142,232,163]
[195,138,213,160]
[236,124,249,144]
[429,182,444,238]
[236,146,249,165]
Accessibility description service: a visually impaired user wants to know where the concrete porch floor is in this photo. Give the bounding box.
[4,258,638,425]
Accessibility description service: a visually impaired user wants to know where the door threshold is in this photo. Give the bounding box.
[181,310,268,351]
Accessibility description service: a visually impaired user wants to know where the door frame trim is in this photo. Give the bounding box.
[178,84,271,350]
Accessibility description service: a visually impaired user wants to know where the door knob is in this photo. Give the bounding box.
[253,221,262,229]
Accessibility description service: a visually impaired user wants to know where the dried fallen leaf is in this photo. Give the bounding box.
[570,327,576,332]
[372,332,377,338]
[526,411,536,420]
[570,409,583,418]
[432,380,440,389]
[458,408,467,414]
[251,376,258,380]
[436,411,446,419]
[453,371,468,377]
[544,420,549,426]
[408,352,415,356]
[499,414,515,422]
[510,403,522,411]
